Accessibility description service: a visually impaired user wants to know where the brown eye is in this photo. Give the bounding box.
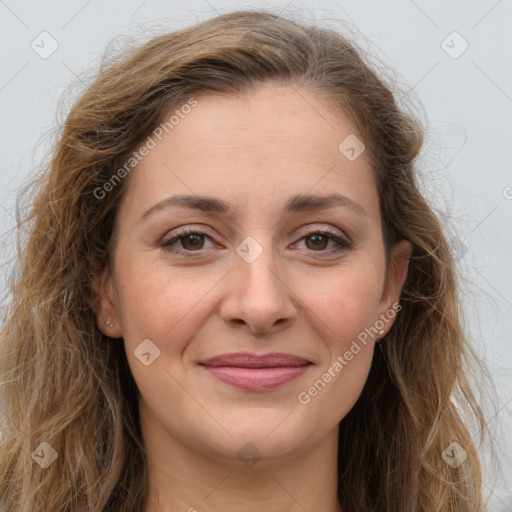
[305,233,329,250]
[294,228,352,256]
[162,229,216,255]
[180,233,205,250]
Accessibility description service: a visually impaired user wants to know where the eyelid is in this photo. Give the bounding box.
[295,223,350,243]
[164,225,217,241]
[163,222,347,241]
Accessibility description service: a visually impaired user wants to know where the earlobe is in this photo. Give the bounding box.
[91,269,123,338]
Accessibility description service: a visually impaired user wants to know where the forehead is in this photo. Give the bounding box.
[160,85,363,164]
[117,84,378,225]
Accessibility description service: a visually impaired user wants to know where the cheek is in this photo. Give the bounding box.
[115,265,212,411]
[294,262,382,403]
[114,255,223,362]
[299,263,384,342]
[296,304,377,429]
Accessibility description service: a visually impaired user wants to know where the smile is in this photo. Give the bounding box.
[199,352,313,391]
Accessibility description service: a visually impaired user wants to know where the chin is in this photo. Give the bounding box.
[197,407,319,465]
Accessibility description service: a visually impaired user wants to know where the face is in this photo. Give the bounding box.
[93,84,410,467]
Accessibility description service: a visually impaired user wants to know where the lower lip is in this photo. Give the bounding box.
[202,365,311,391]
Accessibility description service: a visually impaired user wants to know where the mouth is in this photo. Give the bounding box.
[198,352,313,391]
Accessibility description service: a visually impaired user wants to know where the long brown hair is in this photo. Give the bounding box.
[0,9,494,511]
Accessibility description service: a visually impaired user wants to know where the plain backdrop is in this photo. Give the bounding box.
[1,0,511,508]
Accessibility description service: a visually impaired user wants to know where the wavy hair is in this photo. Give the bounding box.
[0,9,493,511]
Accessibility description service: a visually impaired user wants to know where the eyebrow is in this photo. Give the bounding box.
[139,192,367,223]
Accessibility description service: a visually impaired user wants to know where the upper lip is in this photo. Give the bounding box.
[199,352,312,368]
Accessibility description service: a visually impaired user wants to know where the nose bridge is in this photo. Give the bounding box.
[238,234,281,294]
[221,233,296,333]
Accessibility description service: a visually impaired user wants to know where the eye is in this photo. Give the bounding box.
[293,226,352,256]
[161,225,352,257]
[161,228,216,255]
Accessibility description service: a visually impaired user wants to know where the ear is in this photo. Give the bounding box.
[91,268,123,338]
[377,239,412,334]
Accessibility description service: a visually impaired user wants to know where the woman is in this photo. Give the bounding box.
[0,9,492,511]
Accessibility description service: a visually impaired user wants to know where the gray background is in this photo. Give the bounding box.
[1,0,510,508]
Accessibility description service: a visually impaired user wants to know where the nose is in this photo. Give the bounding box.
[219,241,298,334]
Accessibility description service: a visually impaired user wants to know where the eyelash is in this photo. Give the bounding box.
[161,226,352,258]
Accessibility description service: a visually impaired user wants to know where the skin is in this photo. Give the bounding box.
[93,83,411,512]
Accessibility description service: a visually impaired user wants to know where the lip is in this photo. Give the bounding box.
[199,352,313,391]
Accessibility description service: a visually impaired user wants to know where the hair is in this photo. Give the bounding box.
[0,9,494,512]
